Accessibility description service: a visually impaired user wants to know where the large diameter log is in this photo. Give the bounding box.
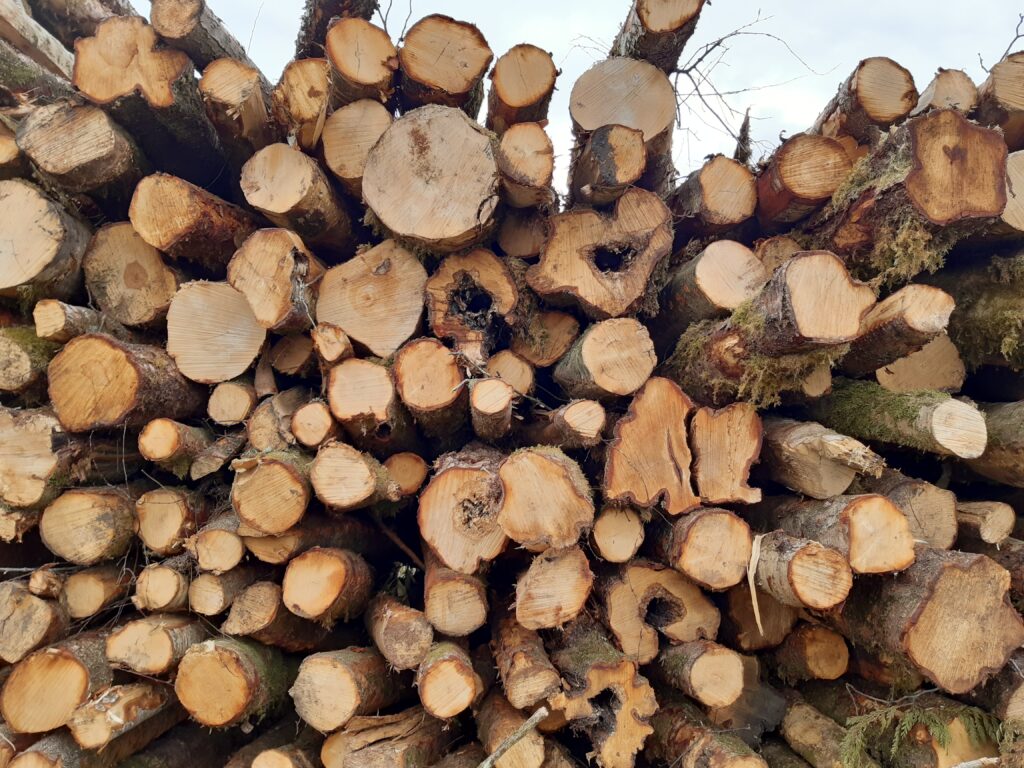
[527,187,672,319]
[175,637,292,727]
[756,134,852,226]
[569,57,676,195]
[966,401,1024,487]
[397,15,492,116]
[515,545,594,630]
[290,647,401,733]
[1,633,112,733]
[806,109,1007,283]
[610,0,704,72]
[810,57,917,147]
[0,179,90,303]
[271,58,330,151]
[808,378,987,459]
[569,124,646,207]
[486,44,557,134]
[320,707,454,768]
[647,507,752,591]
[15,102,148,218]
[363,105,498,253]
[670,155,757,238]
[129,173,257,273]
[72,17,226,189]
[976,51,1024,150]
[754,531,852,610]
[39,486,138,564]
[604,377,700,515]
[106,615,208,676]
[322,99,392,197]
[0,581,68,663]
[836,546,1024,693]
[150,0,265,79]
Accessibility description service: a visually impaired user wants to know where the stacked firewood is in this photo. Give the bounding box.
[1,0,1024,767]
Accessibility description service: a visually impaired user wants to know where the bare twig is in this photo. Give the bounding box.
[981,13,1024,71]
[373,512,426,570]
[947,759,999,768]
[477,706,550,768]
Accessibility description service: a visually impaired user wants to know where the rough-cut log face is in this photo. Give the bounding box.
[487,43,557,134]
[592,505,645,563]
[325,17,397,104]
[271,58,330,150]
[911,68,978,115]
[136,488,197,554]
[756,135,852,224]
[72,16,190,107]
[904,108,1007,225]
[228,229,322,331]
[40,487,136,564]
[498,122,555,208]
[570,57,675,142]
[166,281,266,384]
[978,51,1024,149]
[571,124,646,205]
[516,545,594,629]
[1,644,99,733]
[175,639,279,727]
[604,377,700,515]
[675,155,757,229]
[83,223,178,327]
[662,509,753,590]
[511,309,580,367]
[0,409,62,509]
[106,614,205,675]
[773,251,875,344]
[316,239,427,358]
[363,105,499,252]
[399,15,493,102]
[498,447,594,550]
[198,58,274,145]
[850,56,919,124]
[555,318,656,399]
[0,180,86,297]
[322,100,393,195]
[384,452,429,495]
[149,0,203,38]
[527,188,673,319]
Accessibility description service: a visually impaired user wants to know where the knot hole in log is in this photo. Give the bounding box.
[592,243,638,274]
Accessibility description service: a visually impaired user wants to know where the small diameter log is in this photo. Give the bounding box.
[652,240,769,355]
[320,707,454,768]
[957,501,1015,545]
[317,239,427,357]
[497,446,594,551]
[0,36,74,105]
[647,695,768,768]
[28,567,63,599]
[199,58,278,172]
[150,0,265,77]
[166,281,267,384]
[62,564,131,619]
[418,445,507,574]
[290,401,338,449]
[39,486,138,565]
[1,633,112,733]
[0,179,89,303]
[851,468,957,550]
[527,188,672,319]
[755,134,852,226]
[230,450,311,535]
[663,251,875,406]
[133,556,191,613]
[72,17,225,189]
[966,401,1024,487]
[243,512,380,565]
[511,309,580,367]
[591,505,645,564]
[282,547,373,625]
[0,507,41,543]
[0,723,37,767]
[719,581,798,652]
[497,208,547,260]
[498,122,555,209]
[610,0,704,72]
[365,593,433,671]
[569,124,645,207]
[423,549,487,637]
[311,441,400,513]
[0,327,59,397]
[554,318,655,400]
[425,248,520,365]
[839,284,954,376]
[475,691,545,768]
[515,545,594,630]
[311,323,354,371]
[33,300,132,344]
[326,358,419,454]
[968,649,1024,722]
[976,51,1024,151]
[808,378,987,459]
[807,109,1007,283]
[138,419,212,478]
[222,581,328,652]
[291,647,401,734]
[175,637,291,728]
[397,15,492,115]
[0,122,27,179]
[654,640,744,708]
[364,105,499,252]
[271,58,329,151]
[383,453,428,497]
[106,614,208,676]
[267,335,314,382]
[603,377,700,515]
[15,102,148,218]
[322,99,393,197]
[811,56,917,147]
[569,57,676,195]
[759,417,884,500]
[228,229,323,334]
[188,565,261,616]
[648,507,752,591]
[780,697,879,768]
[755,235,803,272]
[223,722,297,768]
[82,223,178,328]
[547,615,658,768]
[602,559,719,664]
[486,44,556,134]
[68,681,184,751]
[470,379,516,442]
[247,387,312,452]
[837,546,1024,693]
[491,605,560,709]
[324,17,396,106]
[769,623,849,684]
[393,338,468,437]
[185,510,245,574]
[416,642,482,719]
[294,0,376,58]
[0,581,68,663]
[241,144,352,257]
[670,154,757,239]
[251,733,328,768]
[753,531,852,610]
[129,174,256,274]
[875,332,965,393]
[190,432,246,480]
[690,402,762,505]
[747,494,915,575]
[520,400,606,450]
[208,379,257,425]
[911,68,978,115]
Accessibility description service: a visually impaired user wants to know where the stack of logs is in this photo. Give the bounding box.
[1,1,1024,768]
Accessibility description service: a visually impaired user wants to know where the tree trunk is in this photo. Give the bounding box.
[761,739,812,768]
[397,15,492,116]
[324,16,395,106]
[469,379,516,442]
[957,536,1024,609]
[753,531,853,610]
[911,67,978,116]
[486,43,556,135]
[515,545,594,630]
[510,309,580,367]
[138,419,213,478]
[475,690,545,768]
[0,581,68,663]
[610,0,704,72]
[0,0,73,77]
[850,468,958,550]
[325,357,419,455]
[968,649,1024,722]
[416,641,482,719]
[669,155,757,239]
[0,326,59,398]
[282,546,374,625]
[150,0,266,80]
[32,300,133,344]
[365,593,433,671]
[423,548,487,637]
[874,332,965,393]
[242,512,380,565]
[645,695,768,768]
[251,730,324,768]
[106,614,208,676]
[0,37,74,106]
[230,450,312,535]
[135,487,208,556]
[67,682,184,752]
[601,559,719,664]
[190,432,246,480]
[706,655,787,746]
[568,124,646,207]
[780,697,879,768]
[39,485,140,564]
[290,400,338,449]
[965,400,1024,487]
[293,0,375,57]
[520,400,606,450]
[647,507,752,591]
[291,647,402,733]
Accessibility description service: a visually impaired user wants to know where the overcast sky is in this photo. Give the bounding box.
[170,0,1018,186]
